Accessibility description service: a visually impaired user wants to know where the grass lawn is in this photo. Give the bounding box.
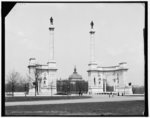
[5,100,145,116]
[5,96,91,102]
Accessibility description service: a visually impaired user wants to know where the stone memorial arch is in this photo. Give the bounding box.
[87,21,132,95]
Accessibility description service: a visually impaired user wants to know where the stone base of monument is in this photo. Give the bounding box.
[39,88,57,96]
[87,86,133,96]
[124,86,133,95]
[116,86,133,95]
[28,88,57,96]
[88,87,104,95]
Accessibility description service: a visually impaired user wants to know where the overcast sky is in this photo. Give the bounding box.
[5,3,145,85]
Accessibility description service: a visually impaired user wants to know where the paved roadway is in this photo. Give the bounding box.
[5,95,144,106]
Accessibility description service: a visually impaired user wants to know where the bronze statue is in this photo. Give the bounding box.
[90,21,94,29]
[50,17,53,25]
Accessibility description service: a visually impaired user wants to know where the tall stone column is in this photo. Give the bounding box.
[87,21,98,94]
[48,17,57,70]
[49,17,55,62]
[89,21,96,64]
[47,17,57,95]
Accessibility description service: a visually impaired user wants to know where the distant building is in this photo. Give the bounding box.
[69,66,82,81]
[57,67,88,95]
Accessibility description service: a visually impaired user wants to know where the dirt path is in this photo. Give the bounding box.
[5,95,144,106]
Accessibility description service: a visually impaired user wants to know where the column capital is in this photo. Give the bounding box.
[89,30,95,34]
[89,21,96,65]
[49,27,55,31]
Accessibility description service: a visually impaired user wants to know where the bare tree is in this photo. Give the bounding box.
[26,73,34,93]
[20,76,30,97]
[6,71,20,97]
[33,66,41,96]
[27,65,41,96]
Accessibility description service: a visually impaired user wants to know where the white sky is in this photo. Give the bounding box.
[5,3,145,85]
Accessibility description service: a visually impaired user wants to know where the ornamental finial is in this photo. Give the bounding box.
[74,65,77,73]
[90,21,94,29]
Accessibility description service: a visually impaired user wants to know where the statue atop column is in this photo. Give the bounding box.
[50,17,53,25]
[90,21,94,29]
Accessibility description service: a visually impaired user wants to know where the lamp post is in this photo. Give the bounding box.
[24,83,27,97]
[50,81,53,96]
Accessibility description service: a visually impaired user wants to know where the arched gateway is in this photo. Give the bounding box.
[27,18,133,96]
[87,21,133,95]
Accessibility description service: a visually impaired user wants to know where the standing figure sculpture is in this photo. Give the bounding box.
[50,17,53,25]
[90,21,94,29]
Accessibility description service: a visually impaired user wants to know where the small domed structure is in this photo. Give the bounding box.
[69,66,82,81]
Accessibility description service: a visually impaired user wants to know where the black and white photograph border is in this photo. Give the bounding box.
[2,1,148,116]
